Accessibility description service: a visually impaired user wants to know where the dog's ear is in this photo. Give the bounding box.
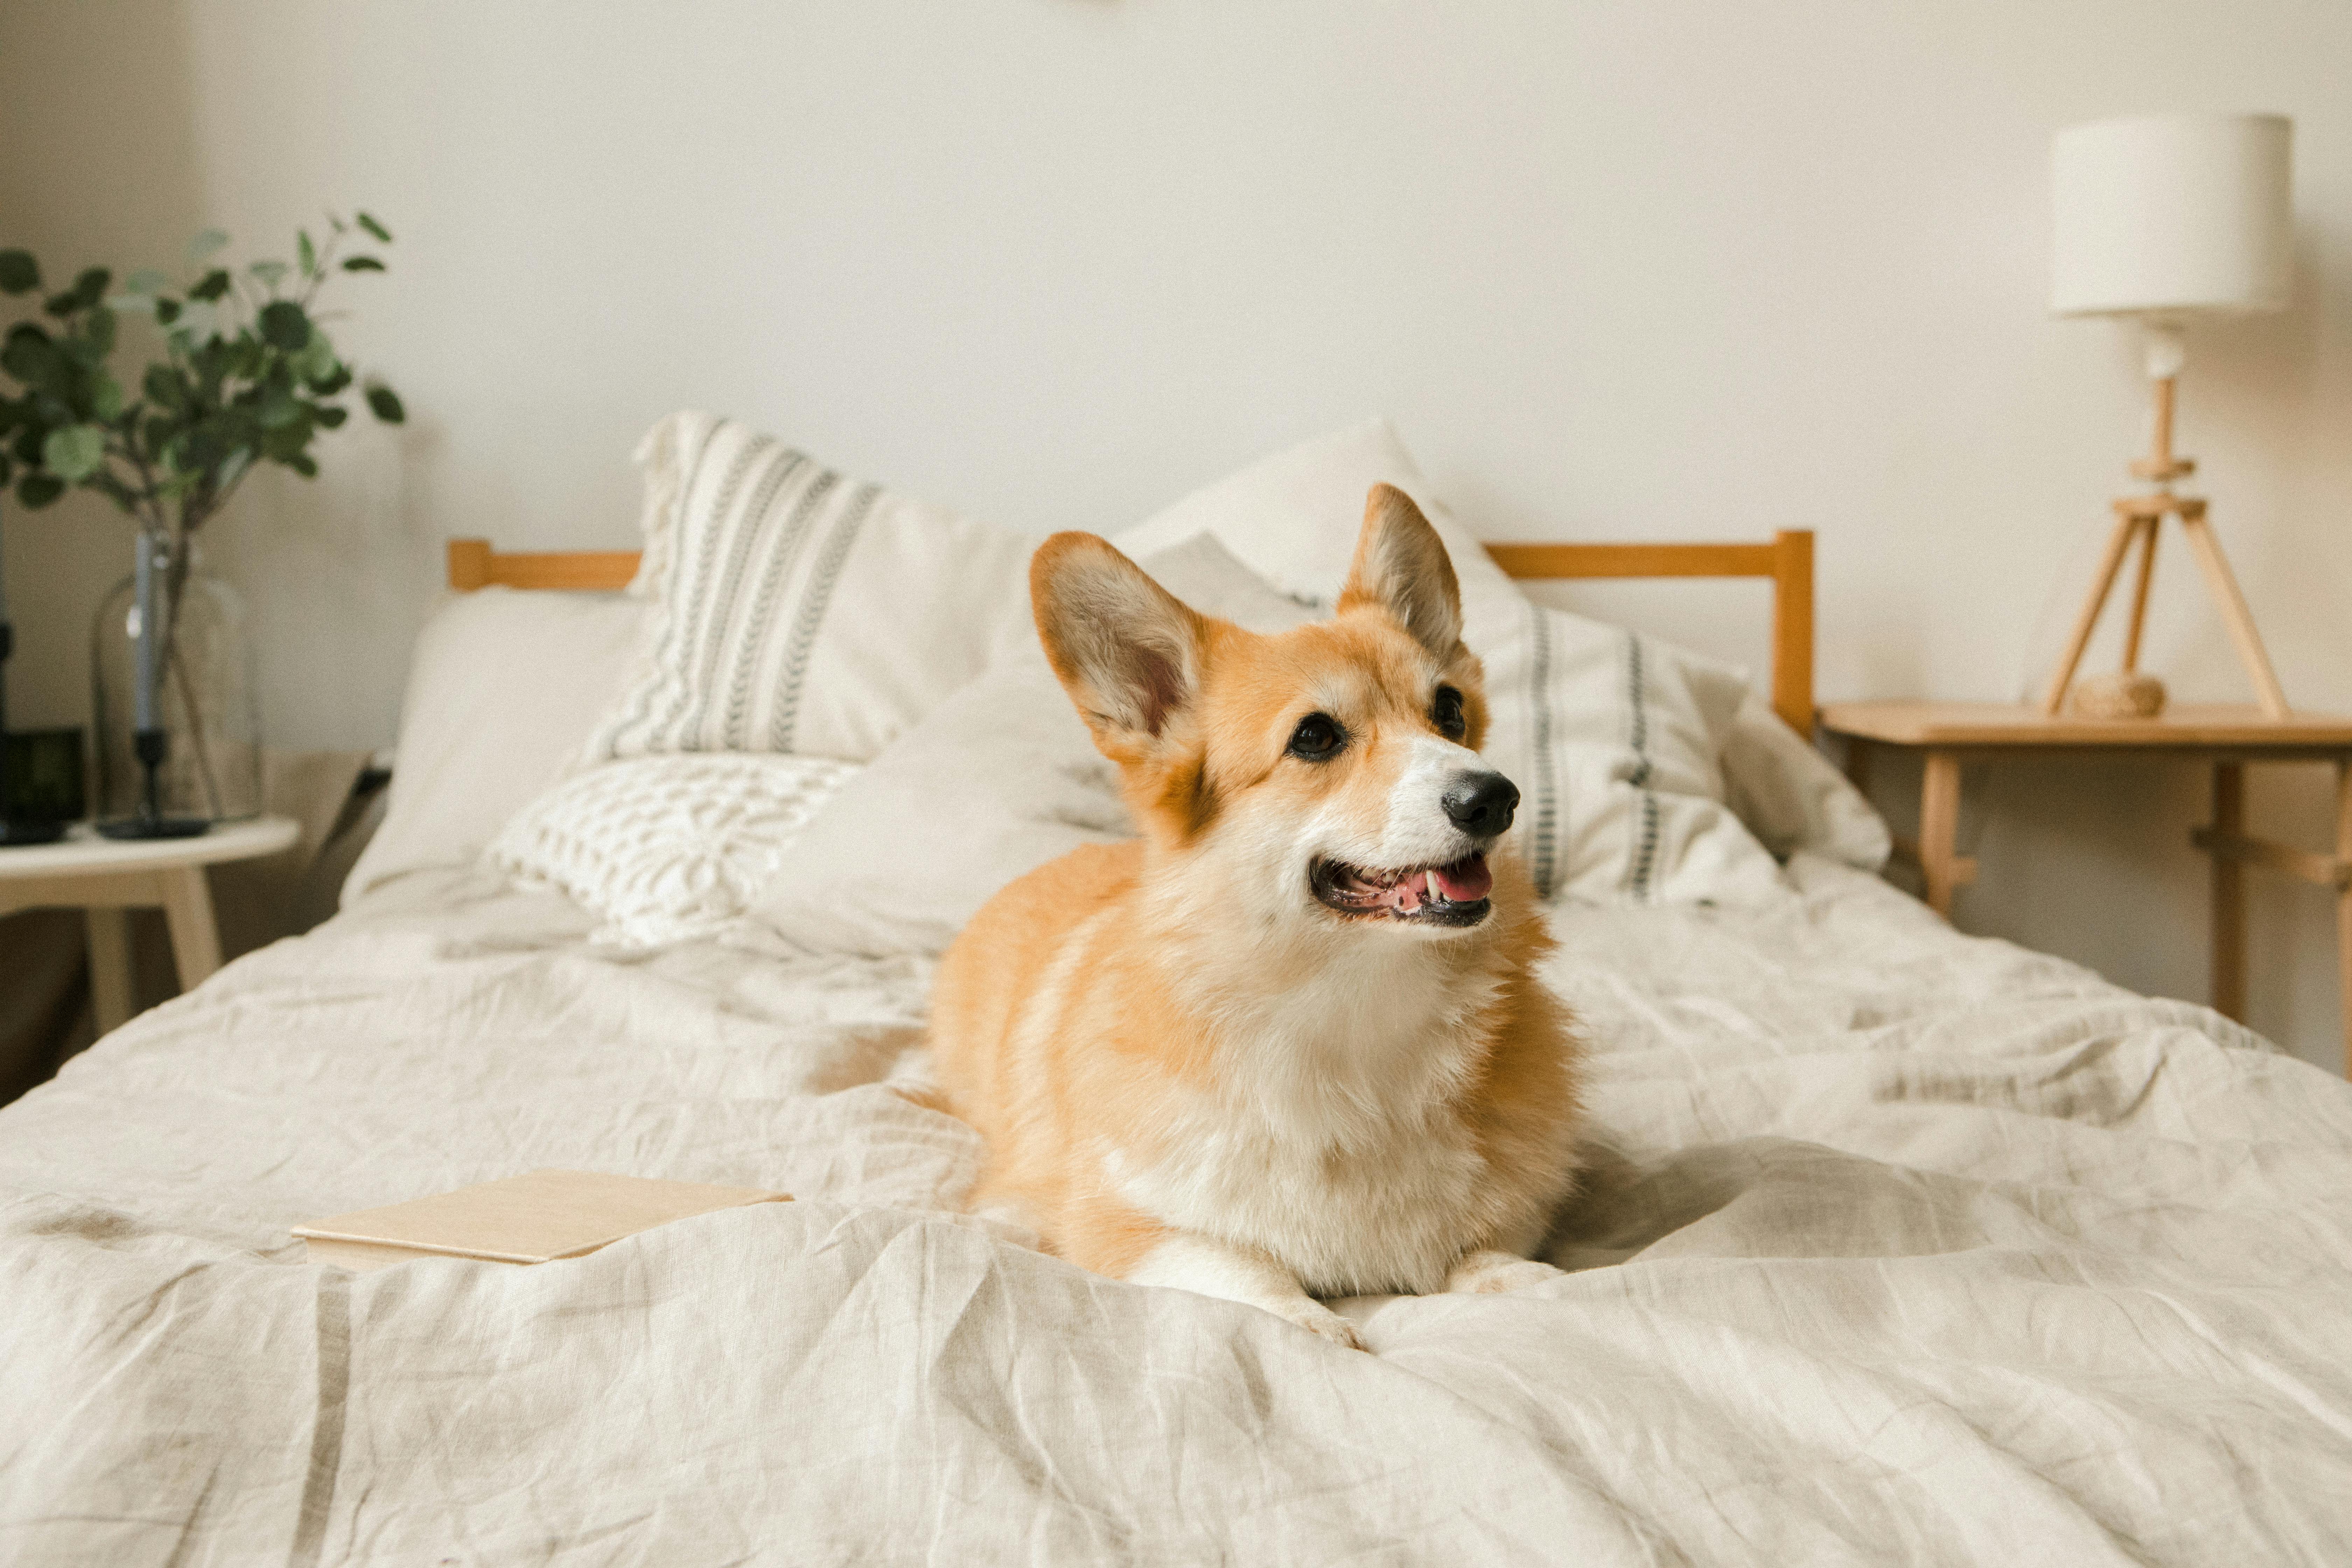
[1338,484,1462,659]
[1031,533,1208,752]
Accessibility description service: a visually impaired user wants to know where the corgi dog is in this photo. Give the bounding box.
[929,485,1582,1349]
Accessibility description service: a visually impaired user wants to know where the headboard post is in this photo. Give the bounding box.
[447,538,493,592]
[1770,529,1815,736]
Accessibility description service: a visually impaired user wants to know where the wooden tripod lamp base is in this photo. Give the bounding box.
[2041,369,2291,721]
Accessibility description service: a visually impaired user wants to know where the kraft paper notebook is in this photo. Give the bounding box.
[292,1168,791,1273]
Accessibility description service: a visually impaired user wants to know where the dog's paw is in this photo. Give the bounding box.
[1444,1249,1564,1295]
[1266,1297,1368,1351]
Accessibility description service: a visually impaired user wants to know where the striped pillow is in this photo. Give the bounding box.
[1481,601,1787,906]
[586,413,1035,764]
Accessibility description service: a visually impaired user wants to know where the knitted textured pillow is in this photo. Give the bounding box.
[487,752,858,946]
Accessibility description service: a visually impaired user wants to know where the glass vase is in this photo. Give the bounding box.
[90,534,262,825]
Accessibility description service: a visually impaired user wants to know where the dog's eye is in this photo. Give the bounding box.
[1287,713,1345,761]
[1433,685,1466,741]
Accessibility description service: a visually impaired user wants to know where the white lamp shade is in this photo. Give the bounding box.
[2050,113,2292,318]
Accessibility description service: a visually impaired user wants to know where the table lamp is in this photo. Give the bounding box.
[2041,112,2294,720]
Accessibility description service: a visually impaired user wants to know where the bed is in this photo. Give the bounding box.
[5,420,2350,1566]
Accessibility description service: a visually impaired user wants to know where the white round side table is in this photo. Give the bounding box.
[0,817,300,1034]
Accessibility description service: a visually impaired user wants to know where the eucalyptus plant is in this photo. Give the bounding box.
[0,212,405,545]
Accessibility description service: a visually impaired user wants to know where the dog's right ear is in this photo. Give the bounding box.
[1031,533,1207,756]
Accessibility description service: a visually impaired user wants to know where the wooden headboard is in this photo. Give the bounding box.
[448,528,1816,734]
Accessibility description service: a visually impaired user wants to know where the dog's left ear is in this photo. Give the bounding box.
[1338,484,1463,659]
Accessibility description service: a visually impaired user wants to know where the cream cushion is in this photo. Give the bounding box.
[342,587,644,904]
[486,753,858,947]
[586,411,1035,765]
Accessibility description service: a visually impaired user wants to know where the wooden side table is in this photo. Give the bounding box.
[0,817,300,1035]
[1818,703,2352,1072]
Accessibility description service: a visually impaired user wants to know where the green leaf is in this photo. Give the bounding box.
[42,290,81,318]
[16,471,65,507]
[249,259,290,289]
[91,371,124,422]
[145,364,188,407]
[41,424,106,481]
[364,382,405,424]
[340,255,386,273]
[293,332,337,383]
[154,297,182,326]
[297,230,316,277]
[70,267,111,308]
[286,451,318,478]
[1,324,60,390]
[313,402,348,429]
[81,307,117,358]
[187,228,229,265]
[107,293,156,316]
[356,212,392,243]
[0,250,38,294]
[125,268,169,296]
[188,269,232,303]
[308,361,352,397]
[0,453,10,487]
[257,385,303,428]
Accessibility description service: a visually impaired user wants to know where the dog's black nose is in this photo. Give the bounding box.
[1442,772,1519,838]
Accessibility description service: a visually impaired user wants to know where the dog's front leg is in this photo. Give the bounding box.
[1127,1234,1365,1350]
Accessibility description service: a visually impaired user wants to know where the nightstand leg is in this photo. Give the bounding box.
[2336,761,2351,1077]
[2210,763,2246,1023]
[1843,737,1872,795]
[1920,751,1964,918]
[158,866,224,992]
[84,908,135,1036]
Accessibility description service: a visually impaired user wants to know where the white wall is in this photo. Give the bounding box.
[3,0,2347,1066]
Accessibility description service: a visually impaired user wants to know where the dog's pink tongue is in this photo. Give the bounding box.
[1434,855,1492,903]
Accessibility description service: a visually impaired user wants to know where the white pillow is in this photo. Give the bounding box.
[488,753,858,947]
[586,412,1035,765]
[343,587,645,905]
[749,534,1314,957]
[1119,421,1786,905]
[1720,691,1891,870]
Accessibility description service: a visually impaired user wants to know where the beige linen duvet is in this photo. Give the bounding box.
[4,856,2350,1564]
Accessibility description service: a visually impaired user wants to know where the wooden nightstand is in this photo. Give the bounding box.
[1817,703,2352,1071]
[0,817,299,1035]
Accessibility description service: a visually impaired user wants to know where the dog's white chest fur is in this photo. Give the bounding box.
[1112,948,1501,1297]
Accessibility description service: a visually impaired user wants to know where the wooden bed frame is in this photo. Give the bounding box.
[448,529,1817,734]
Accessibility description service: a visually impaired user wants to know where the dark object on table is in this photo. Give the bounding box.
[3,727,84,831]
[0,604,66,846]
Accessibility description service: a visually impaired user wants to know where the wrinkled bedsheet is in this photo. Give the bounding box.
[4,856,2350,1565]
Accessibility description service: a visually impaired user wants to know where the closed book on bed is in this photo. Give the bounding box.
[292,1168,790,1273]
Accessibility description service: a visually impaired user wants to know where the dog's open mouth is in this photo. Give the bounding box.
[1311,853,1494,926]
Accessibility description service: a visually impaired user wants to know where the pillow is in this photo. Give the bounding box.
[343,587,645,905]
[1119,420,1786,905]
[487,753,857,947]
[1496,602,1788,905]
[1115,417,1529,654]
[747,533,1314,957]
[1719,691,1892,870]
[585,412,1035,765]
